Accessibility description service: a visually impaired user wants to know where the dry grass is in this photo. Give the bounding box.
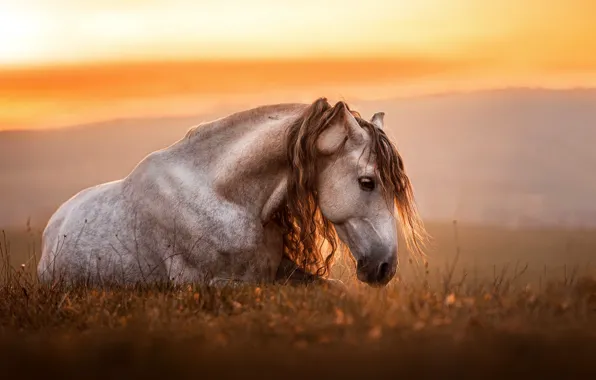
[1,223,596,378]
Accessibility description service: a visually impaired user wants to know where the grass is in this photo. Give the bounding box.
[1,222,596,378]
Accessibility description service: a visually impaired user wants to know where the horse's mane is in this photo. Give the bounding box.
[273,98,428,277]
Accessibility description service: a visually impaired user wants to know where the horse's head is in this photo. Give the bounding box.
[315,104,400,285]
[282,98,427,287]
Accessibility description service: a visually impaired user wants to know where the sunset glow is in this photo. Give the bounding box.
[1,0,596,129]
[2,1,595,65]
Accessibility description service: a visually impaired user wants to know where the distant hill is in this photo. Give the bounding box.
[1,88,595,228]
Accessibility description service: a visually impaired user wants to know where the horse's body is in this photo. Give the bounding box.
[38,99,426,286]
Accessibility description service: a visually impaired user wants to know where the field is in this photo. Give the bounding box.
[1,221,596,378]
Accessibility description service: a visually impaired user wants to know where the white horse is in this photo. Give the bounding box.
[37,98,427,287]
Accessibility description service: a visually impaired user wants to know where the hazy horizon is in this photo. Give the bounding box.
[4,85,594,132]
[4,60,595,132]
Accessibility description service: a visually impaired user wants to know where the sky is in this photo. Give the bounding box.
[1,0,596,130]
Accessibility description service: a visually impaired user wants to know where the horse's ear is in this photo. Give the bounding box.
[371,112,385,129]
[317,102,365,155]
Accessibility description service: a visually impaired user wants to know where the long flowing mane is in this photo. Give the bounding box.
[273,98,428,277]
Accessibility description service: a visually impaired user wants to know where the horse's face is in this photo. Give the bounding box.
[316,107,398,286]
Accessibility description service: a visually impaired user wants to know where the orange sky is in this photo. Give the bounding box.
[1,0,596,130]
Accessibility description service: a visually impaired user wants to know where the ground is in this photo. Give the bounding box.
[1,222,595,378]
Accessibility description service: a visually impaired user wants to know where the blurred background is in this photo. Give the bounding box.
[1,1,596,278]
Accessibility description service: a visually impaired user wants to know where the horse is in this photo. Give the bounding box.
[37,98,427,288]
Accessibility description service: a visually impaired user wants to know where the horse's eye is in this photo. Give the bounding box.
[358,177,375,192]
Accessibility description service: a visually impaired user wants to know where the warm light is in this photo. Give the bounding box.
[0,6,50,64]
[1,1,434,64]
[1,1,595,130]
[1,1,595,66]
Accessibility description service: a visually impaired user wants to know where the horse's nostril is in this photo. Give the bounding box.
[378,262,390,281]
[357,259,364,269]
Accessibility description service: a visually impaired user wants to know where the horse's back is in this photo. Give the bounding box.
[38,180,127,282]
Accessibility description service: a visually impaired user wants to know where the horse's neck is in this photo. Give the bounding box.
[175,103,307,222]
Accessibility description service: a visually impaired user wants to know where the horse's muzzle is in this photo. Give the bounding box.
[356,255,397,286]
